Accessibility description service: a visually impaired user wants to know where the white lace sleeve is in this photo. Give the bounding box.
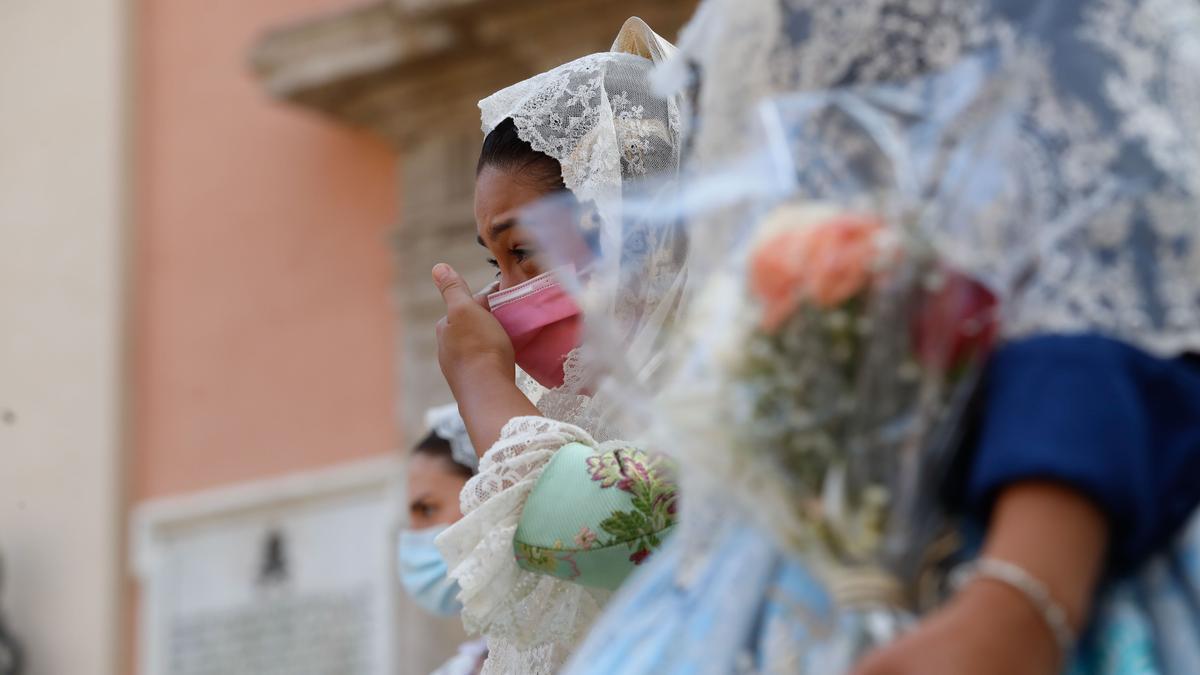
[436,416,611,675]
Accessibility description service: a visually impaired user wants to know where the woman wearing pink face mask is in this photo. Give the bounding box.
[429,18,687,675]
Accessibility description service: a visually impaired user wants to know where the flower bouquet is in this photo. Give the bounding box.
[620,187,998,670]
[519,46,1033,669]
[650,66,1027,665]
[734,202,997,559]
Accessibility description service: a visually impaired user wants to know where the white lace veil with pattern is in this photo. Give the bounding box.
[478,16,687,441]
[479,16,680,241]
[663,0,1200,359]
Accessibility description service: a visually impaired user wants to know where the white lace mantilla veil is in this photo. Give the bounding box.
[435,17,686,675]
[478,15,687,440]
[663,0,1200,359]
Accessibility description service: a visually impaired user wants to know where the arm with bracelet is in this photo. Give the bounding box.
[857,335,1200,675]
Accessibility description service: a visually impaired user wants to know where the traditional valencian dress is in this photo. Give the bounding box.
[561,1,1200,673]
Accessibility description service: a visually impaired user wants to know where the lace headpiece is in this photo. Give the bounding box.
[479,17,689,438]
[423,403,477,473]
[479,17,680,219]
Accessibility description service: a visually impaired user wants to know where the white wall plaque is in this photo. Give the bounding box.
[133,458,407,675]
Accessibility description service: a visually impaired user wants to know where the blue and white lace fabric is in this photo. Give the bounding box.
[662,0,1200,360]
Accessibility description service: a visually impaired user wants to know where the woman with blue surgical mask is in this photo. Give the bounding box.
[399,405,486,675]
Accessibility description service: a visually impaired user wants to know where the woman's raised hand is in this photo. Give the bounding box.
[433,263,514,393]
[432,263,539,455]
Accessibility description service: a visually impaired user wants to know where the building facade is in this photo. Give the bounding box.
[1,1,695,673]
[0,0,129,672]
[130,0,408,671]
[251,0,699,436]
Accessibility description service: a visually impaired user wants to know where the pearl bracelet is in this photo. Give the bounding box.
[950,557,1075,661]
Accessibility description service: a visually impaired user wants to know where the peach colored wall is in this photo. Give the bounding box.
[133,0,399,501]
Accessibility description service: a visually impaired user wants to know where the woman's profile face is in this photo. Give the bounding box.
[475,165,551,291]
[475,165,593,291]
[406,452,469,530]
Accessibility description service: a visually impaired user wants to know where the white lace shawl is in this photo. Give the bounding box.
[436,404,606,675]
[436,18,685,675]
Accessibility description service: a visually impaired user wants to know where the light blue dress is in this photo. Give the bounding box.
[565,502,1200,674]
[562,511,837,674]
[562,337,1200,673]
[1069,513,1200,675]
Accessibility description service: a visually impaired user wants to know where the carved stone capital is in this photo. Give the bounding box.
[250,0,697,148]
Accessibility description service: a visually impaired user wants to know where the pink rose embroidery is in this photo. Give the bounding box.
[574,526,599,550]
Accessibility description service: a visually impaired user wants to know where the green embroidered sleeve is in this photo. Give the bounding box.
[513,442,678,590]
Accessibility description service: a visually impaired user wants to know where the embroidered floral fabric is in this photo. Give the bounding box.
[514,442,678,590]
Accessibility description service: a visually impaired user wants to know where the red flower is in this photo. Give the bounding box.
[629,548,652,565]
[912,268,998,372]
[613,451,651,493]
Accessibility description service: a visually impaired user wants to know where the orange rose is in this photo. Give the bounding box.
[749,225,810,331]
[750,209,884,331]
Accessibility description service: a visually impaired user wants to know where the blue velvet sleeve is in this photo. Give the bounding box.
[965,334,1200,570]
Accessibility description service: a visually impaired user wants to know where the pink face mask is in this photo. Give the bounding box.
[488,269,583,390]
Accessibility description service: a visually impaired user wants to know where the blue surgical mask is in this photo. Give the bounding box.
[397,525,462,617]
